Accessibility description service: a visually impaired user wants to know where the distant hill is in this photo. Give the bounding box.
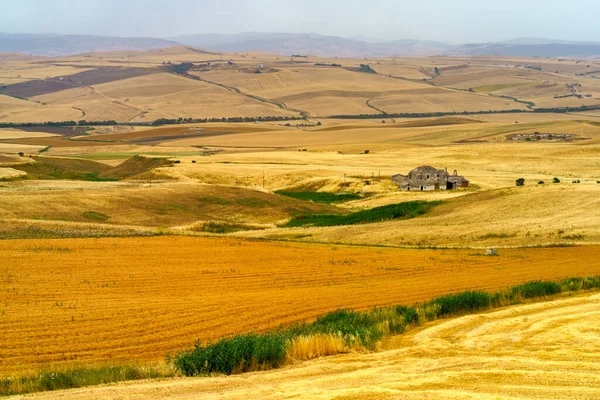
[0,33,181,57]
[2,32,599,59]
[171,32,455,58]
[451,41,600,58]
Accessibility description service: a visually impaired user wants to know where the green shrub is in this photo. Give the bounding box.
[433,291,491,316]
[515,178,525,186]
[538,180,545,185]
[511,281,561,298]
[553,177,561,183]
[175,333,287,376]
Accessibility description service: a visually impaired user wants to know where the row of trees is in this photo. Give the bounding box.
[330,104,600,120]
[152,116,303,125]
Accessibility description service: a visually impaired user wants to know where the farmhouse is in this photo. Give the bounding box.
[392,165,470,191]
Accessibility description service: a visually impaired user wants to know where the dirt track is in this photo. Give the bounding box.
[25,293,600,399]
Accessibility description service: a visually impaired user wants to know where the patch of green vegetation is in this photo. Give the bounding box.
[497,95,536,108]
[478,232,517,239]
[563,234,585,240]
[0,364,175,396]
[193,221,266,234]
[357,64,376,74]
[433,291,491,316]
[285,201,442,228]
[510,281,561,299]
[82,211,110,221]
[276,191,361,204]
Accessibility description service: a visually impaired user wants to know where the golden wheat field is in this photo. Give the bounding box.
[1,237,599,376]
[32,292,600,399]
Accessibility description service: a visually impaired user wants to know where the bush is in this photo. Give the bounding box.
[553,177,561,183]
[538,180,545,184]
[175,333,287,376]
[433,291,491,316]
[515,178,525,186]
[511,281,561,299]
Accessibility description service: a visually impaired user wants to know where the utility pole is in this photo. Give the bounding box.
[372,172,375,183]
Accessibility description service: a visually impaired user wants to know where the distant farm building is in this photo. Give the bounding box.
[392,165,470,191]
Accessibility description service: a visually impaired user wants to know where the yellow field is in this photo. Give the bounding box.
[0,128,57,139]
[37,292,600,399]
[1,237,599,376]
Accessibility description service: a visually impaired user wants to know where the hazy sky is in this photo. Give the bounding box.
[2,0,599,43]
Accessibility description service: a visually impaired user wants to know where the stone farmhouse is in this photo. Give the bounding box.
[392,165,470,191]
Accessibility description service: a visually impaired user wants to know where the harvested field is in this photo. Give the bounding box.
[0,128,58,139]
[0,237,599,376]
[37,292,600,399]
[0,67,157,98]
[87,72,298,121]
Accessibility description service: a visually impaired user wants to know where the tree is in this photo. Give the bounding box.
[538,180,545,185]
[553,177,561,183]
[516,178,525,186]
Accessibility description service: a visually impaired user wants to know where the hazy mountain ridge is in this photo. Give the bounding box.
[171,32,455,57]
[0,33,180,57]
[1,32,599,58]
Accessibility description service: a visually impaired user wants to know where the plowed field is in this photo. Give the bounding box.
[1,237,599,375]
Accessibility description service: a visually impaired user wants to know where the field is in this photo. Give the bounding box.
[1,236,599,376]
[35,292,600,399]
[2,48,600,122]
[1,46,600,397]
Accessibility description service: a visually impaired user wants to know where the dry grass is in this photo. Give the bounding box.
[33,292,600,399]
[0,181,334,227]
[0,237,599,376]
[0,167,27,179]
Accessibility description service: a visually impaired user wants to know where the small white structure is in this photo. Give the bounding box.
[485,248,498,256]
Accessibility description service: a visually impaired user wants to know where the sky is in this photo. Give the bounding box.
[1,0,600,43]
